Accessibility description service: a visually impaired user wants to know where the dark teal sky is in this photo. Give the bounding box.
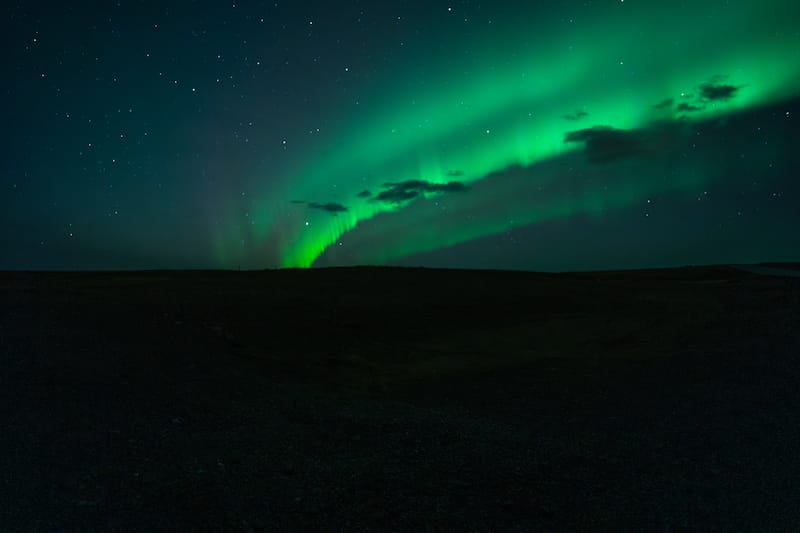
[2,1,798,270]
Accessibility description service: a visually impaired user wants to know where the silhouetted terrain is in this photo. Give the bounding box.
[1,265,799,530]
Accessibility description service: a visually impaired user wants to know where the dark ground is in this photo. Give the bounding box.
[1,265,799,530]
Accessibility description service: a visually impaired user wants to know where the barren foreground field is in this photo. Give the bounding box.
[1,265,799,530]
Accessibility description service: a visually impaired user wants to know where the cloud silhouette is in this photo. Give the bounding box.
[699,82,739,101]
[374,179,469,205]
[652,98,674,109]
[291,200,349,214]
[677,102,703,113]
[564,126,645,163]
[565,122,685,164]
[430,181,469,193]
[308,202,349,214]
[374,187,419,204]
[356,189,372,198]
[564,110,589,121]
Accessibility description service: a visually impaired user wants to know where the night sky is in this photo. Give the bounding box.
[3,1,799,271]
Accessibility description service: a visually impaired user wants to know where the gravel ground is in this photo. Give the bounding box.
[1,266,799,530]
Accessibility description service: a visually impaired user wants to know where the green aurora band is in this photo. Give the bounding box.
[239,1,800,268]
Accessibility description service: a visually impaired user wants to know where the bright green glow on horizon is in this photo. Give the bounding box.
[246,1,800,268]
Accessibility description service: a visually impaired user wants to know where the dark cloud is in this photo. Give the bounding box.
[374,187,419,204]
[564,122,685,164]
[308,202,349,214]
[677,102,703,113]
[356,189,372,198]
[291,200,349,214]
[699,82,739,101]
[430,181,469,193]
[564,110,589,121]
[447,170,464,177]
[653,98,674,109]
[564,126,645,163]
[374,179,468,205]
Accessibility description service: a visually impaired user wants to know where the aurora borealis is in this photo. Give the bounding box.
[3,1,799,270]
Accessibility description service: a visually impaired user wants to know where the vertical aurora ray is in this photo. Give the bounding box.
[252,0,800,268]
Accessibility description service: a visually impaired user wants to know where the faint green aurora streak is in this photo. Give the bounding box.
[247,1,800,268]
